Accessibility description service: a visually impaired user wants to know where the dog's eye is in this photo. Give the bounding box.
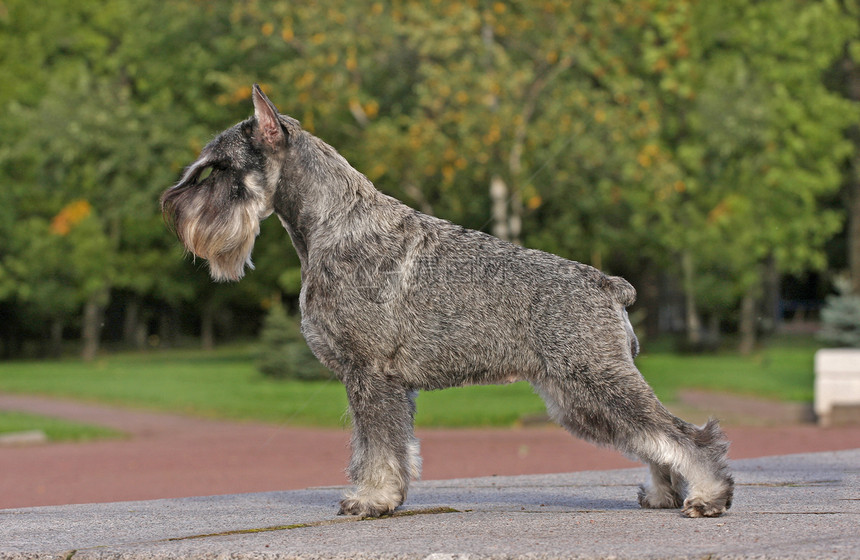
[197,166,214,182]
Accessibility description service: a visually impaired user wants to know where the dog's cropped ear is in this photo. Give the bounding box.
[252,84,285,148]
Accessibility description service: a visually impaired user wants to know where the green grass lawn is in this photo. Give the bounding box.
[0,410,123,442]
[636,339,818,403]
[0,337,820,428]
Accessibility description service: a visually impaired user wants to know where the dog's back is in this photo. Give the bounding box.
[300,198,638,391]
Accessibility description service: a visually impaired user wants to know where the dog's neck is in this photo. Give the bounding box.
[273,131,385,266]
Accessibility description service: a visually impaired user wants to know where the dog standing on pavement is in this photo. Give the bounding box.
[161,85,733,518]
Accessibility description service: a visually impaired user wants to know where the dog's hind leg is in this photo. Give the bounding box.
[633,417,734,518]
[638,462,684,509]
[533,363,733,518]
[339,375,419,517]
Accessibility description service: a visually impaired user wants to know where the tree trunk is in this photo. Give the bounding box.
[49,318,63,359]
[508,185,522,245]
[640,266,661,340]
[81,292,108,362]
[490,174,509,241]
[482,20,514,245]
[0,304,23,359]
[122,296,144,349]
[763,257,781,334]
[738,289,757,355]
[157,308,177,349]
[850,155,860,294]
[201,300,215,351]
[681,251,702,346]
[844,49,860,294]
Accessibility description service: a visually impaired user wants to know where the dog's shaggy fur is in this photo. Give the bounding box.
[161,85,733,518]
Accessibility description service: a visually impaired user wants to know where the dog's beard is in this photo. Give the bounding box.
[164,191,263,282]
[185,203,260,282]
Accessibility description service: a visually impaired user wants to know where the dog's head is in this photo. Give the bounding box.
[160,85,298,281]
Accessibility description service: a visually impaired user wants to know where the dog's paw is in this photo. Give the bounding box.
[681,496,728,518]
[338,492,399,518]
[637,484,683,509]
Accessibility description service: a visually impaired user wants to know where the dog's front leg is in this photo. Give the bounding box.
[339,376,419,517]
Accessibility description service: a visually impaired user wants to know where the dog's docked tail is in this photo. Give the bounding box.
[604,275,637,307]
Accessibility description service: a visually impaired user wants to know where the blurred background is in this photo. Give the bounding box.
[0,0,859,377]
[2,0,860,361]
[3,0,860,508]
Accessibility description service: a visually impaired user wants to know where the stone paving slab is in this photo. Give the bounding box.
[1,449,858,560]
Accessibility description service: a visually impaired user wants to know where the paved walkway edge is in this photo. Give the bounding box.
[2,449,858,560]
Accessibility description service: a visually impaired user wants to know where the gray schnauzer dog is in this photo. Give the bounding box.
[161,85,733,518]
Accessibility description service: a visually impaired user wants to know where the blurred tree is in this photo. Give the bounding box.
[648,0,857,352]
[225,1,672,264]
[0,0,856,358]
[827,1,860,295]
[0,0,225,356]
[234,0,856,353]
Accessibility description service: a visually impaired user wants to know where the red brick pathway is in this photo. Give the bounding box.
[1,393,859,509]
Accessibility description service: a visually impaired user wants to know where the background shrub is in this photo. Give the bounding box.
[257,303,332,380]
[819,277,860,348]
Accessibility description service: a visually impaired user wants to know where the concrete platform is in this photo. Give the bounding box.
[2,449,858,559]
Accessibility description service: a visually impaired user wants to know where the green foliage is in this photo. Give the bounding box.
[0,0,857,353]
[625,0,857,324]
[196,0,860,314]
[819,277,860,348]
[257,302,331,381]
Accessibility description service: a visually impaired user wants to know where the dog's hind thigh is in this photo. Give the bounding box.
[533,363,733,517]
[339,376,419,517]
